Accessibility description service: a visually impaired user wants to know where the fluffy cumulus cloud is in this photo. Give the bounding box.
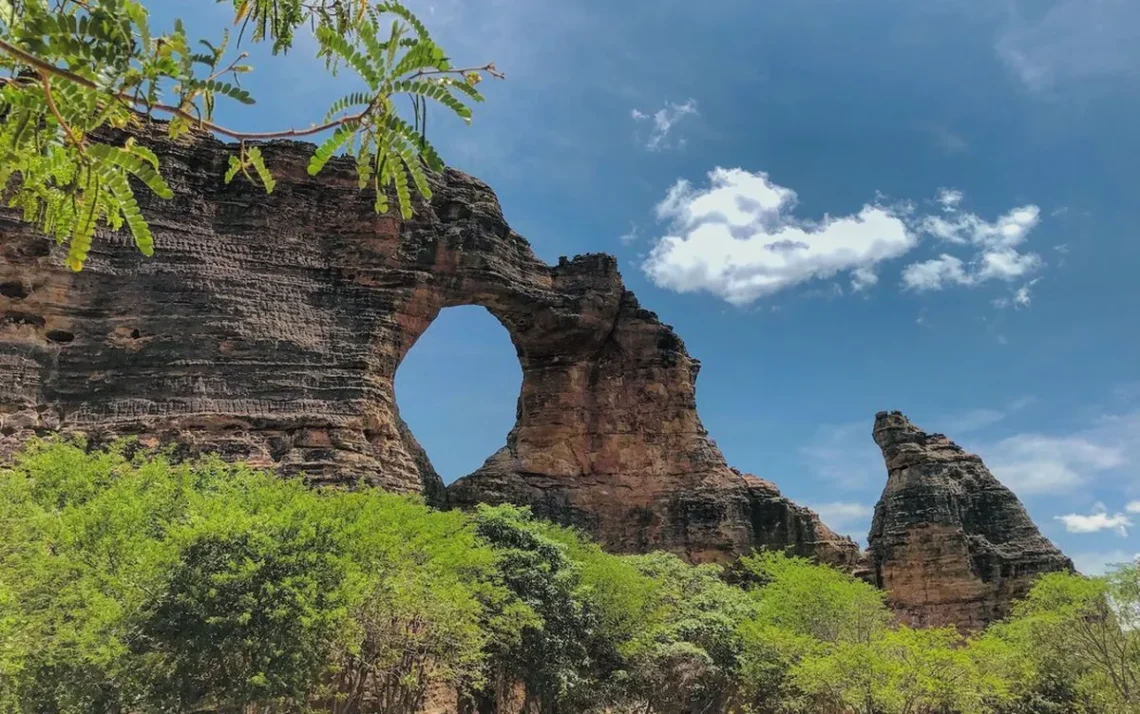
[641,168,916,306]
[1056,503,1132,536]
[902,194,1044,292]
[631,99,698,151]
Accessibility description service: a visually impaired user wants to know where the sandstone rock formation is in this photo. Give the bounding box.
[0,125,857,566]
[867,411,1073,629]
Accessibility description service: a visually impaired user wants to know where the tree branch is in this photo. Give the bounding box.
[39,75,84,150]
[0,38,500,141]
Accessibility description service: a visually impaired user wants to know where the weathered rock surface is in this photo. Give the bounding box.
[867,411,1073,629]
[0,124,857,566]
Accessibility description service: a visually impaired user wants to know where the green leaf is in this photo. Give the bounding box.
[225,155,242,185]
[103,170,155,257]
[245,147,275,194]
[187,79,255,105]
[393,79,471,120]
[88,143,174,200]
[307,122,358,176]
[0,0,14,29]
[376,2,431,41]
[322,91,374,122]
[316,26,379,88]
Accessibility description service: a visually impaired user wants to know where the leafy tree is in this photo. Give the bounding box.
[319,491,523,714]
[0,438,189,713]
[994,566,1140,713]
[468,504,606,714]
[0,0,501,270]
[791,625,1012,714]
[734,551,891,713]
[739,550,891,646]
[619,552,757,714]
[140,496,349,711]
[0,440,519,714]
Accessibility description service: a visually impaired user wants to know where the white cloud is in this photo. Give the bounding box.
[850,267,879,292]
[809,502,874,537]
[631,99,698,151]
[619,223,639,245]
[937,188,964,210]
[642,168,916,305]
[993,278,1041,309]
[1057,503,1132,536]
[901,254,969,291]
[1127,501,1140,514]
[903,191,1044,292]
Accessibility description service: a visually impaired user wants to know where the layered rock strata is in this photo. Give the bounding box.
[867,411,1073,629]
[0,125,857,565]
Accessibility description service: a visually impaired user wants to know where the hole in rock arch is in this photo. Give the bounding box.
[394,305,522,484]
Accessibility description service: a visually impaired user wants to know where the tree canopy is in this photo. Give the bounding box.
[1,439,1134,714]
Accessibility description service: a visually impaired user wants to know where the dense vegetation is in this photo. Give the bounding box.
[2,441,1138,714]
[0,0,501,270]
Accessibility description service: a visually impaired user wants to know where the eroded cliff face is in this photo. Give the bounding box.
[868,411,1073,629]
[0,125,857,566]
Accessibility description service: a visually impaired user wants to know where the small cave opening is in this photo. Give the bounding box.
[394,305,522,485]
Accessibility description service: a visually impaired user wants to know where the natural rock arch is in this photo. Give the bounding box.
[392,305,521,483]
[0,126,858,566]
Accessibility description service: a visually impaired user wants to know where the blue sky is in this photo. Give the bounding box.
[153,0,1139,574]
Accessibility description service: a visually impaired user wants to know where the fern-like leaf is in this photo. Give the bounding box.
[224,155,242,184]
[307,121,358,176]
[103,169,155,257]
[393,79,471,120]
[186,79,255,105]
[245,146,275,193]
[88,143,175,199]
[316,26,380,88]
[375,2,430,41]
[322,91,373,122]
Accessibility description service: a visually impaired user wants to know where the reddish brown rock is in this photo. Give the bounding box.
[867,411,1073,629]
[0,124,856,566]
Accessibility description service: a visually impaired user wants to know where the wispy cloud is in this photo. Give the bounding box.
[926,125,970,155]
[993,277,1041,309]
[800,399,1137,503]
[941,408,1007,435]
[978,410,1139,495]
[800,420,886,491]
[808,501,875,540]
[995,0,1140,93]
[1071,550,1139,577]
[631,99,699,151]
